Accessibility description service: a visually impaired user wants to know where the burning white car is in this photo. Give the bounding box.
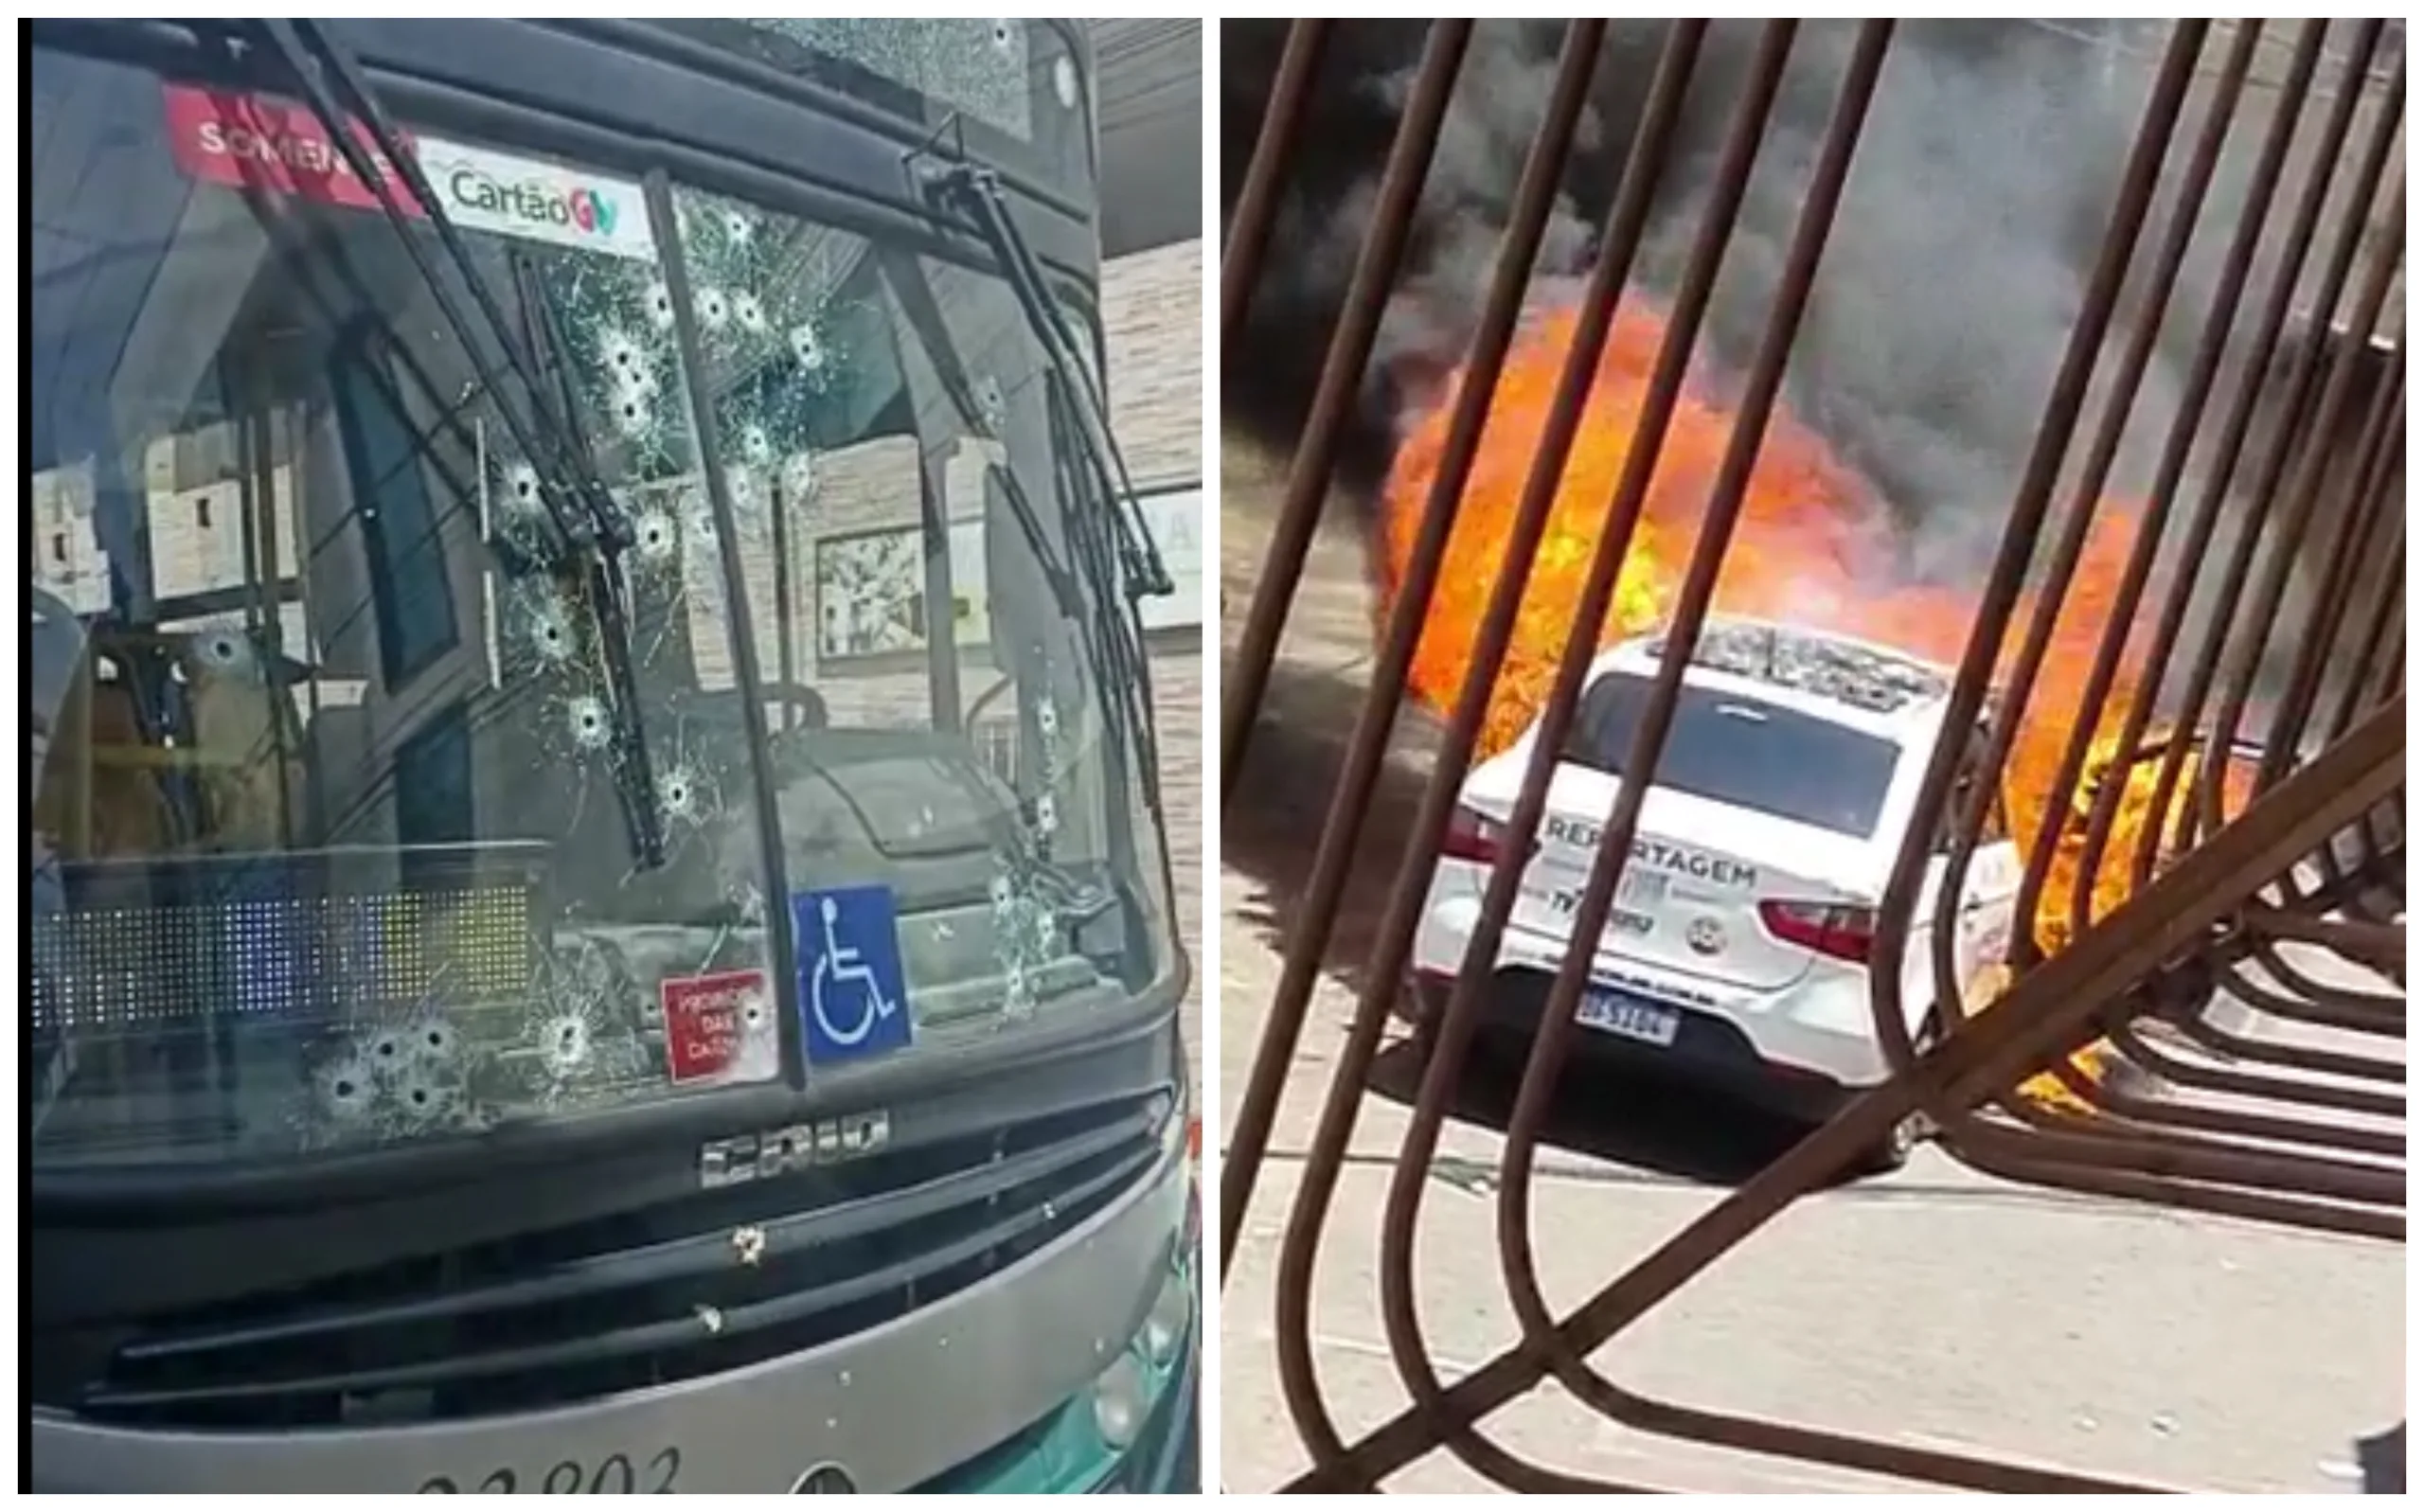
[1406,617,2021,1172]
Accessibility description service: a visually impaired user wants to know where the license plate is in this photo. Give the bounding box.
[1576,989,1680,1047]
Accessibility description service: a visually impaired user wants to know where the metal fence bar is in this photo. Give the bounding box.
[1493,8,1902,1435]
[1220,22,1471,807]
[1838,19,2413,1240]
[2065,28,2401,937]
[2258,364,2405,790]
[1220,19,1598,1289]
[1350,17,1806,1484]
[1220,20,1329,360]
[2003,16,2304,969]
[2194,193,2406,847]
[1373,24,1717,1485]
[2131,130,2408,893]
[1372,19,1806,1319]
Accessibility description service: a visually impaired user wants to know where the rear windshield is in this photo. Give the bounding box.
[1562,673,1900,837]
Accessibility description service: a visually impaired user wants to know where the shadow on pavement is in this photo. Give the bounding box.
[1222,659,1436,1004]
[1365,1035,1811,1188]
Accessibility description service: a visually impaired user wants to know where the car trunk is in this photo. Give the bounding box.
[1473,762,1884,994]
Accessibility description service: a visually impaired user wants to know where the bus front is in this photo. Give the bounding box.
[28,18,1195,1494]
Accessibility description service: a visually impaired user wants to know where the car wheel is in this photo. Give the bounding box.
[1399,971,1443,1059]
[1859,1108,1922,1175]
[1852,1011,1943,1177]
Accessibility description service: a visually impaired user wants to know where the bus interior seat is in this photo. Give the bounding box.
[171,629,309,854]
[34,629,316,861]
[35,649,173,862]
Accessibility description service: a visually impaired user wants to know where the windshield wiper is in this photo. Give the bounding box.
[919,161,1174,606]
[917,158,1174,800]
[241,19,668,867]
[1044,369,1165,801]
[870,241,1163,823]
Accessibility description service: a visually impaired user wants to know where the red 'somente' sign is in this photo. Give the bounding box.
[161,82,420,213]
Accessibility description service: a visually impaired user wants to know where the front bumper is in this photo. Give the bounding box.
[1408,966,1863,1124]
[32,1130,1192,1494]
[1410,881,1907,1119]
[917,1230,1198,1493]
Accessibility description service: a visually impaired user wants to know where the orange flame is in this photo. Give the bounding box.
[1376,296,2253,1100]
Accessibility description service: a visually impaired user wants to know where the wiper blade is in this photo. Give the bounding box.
[921,161,1174,604]
[918,156,1173,801]
[244,20,668,867]
[872,242,1158,816]
[1043,369,1165,801]
[508,250,592,470]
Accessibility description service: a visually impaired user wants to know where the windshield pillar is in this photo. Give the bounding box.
[918,457,963,731]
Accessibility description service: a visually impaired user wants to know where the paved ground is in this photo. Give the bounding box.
[1215,436,2402,1494]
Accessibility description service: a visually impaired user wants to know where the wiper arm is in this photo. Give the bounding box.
[244,20,668,867]
[1043,368,1165,800]
[920,161,1174,604]
[919,156,1174,800]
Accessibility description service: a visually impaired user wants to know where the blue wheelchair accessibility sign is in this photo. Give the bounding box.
[792,884,914,1067]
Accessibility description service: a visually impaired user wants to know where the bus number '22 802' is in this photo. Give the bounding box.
[419,1448,679,1494]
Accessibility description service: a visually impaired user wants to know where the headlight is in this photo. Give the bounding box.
[1179,1116,1201,1256]
[1151,1091,1181,1155]
[1091,1353,1148,1450]
[1141,1266,1190,1368]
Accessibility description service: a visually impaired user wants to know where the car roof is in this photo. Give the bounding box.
[1587,615,1957,739]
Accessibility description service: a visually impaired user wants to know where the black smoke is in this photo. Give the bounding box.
[1219,20,2248,580]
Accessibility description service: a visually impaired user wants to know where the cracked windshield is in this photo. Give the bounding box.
[29,52,1173,1166]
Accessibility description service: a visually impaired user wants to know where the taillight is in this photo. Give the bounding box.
[1182,1117,1202,1258]
[1758,898,1878,963]
[1441,806,1512,865]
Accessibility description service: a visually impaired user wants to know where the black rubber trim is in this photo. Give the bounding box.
[119,1107,1155,1362]
[86,1145,1154,1409]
